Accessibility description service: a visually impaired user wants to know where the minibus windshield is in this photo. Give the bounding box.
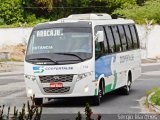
[26,27,92,64]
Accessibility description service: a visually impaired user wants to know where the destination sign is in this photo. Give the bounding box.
[36,29,63,37]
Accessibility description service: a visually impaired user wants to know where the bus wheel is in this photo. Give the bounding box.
[123,75,132,95]
[34,98,43,106]
[93,85,103,106]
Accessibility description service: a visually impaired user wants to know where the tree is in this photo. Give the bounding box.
[35,0,53,12]
[114,0,160,23]
[136,0,145,5]
[0,0,24,25]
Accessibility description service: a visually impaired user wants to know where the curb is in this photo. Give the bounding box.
[147,92,160,113]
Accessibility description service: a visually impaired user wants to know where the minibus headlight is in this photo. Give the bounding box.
[77,72,93,81]
[25,75,36,81]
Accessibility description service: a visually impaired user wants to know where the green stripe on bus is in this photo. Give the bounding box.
[105,84,112,93]
[113,70,117,89]
[96,71,118,95]
[94,88,97,96]
[105,71,118,93]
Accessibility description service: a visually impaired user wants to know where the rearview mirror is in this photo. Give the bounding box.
[95,31,104,42]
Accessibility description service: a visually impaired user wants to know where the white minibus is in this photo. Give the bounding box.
[24,14,141,105]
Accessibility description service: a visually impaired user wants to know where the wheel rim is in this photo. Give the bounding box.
[126,80,131,92]
[98,88,103,102]
[128,80,132,87]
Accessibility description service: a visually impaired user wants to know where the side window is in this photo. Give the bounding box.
[117,25,127,51]
[129,25,139,49]
[111,26,122,52]
[124,25,133,50]
[95,26,109,55]
[94,26,108,58]
[95,40,101,58]
[105,26,115,53]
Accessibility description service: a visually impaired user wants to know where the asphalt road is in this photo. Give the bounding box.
[0,63,160,115]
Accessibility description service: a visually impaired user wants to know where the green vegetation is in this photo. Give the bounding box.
[0,0,160,27]
[150,88,160,106]
[145,87,160,107]
[0,98,101,120]
[114,0,160,24]
[0,95,42,120]
[146,87,160,96]
[0,58,23,62]
[0,0,24,25]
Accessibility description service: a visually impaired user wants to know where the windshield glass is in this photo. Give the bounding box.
[26,27,92,64]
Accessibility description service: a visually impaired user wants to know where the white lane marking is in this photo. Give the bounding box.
[141,63,160,66]
[138,78,160,81]
[141,71,160,76]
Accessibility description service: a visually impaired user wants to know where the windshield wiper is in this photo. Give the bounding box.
[55,53,84,62]
[27,58,59,65]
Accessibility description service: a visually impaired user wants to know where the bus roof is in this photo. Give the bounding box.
[35,14,135,30]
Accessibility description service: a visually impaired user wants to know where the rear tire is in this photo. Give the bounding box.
[122,74,132,95]
[34,98,43,106]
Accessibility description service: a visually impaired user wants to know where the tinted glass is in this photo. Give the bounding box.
[27,28,92,54]
[105,26,115,53]
[129,25,139,49]
[124,25,133,49]
[117,25,127,51]
[111,26,122,52]
[26,27,92,63]
[95,26,109,55]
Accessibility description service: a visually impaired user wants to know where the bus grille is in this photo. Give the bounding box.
[43,87,70,93]
[39,75,73,83]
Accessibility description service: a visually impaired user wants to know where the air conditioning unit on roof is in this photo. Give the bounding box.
[67,13,112,20]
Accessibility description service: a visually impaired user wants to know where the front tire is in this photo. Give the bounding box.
[93,86,103,106]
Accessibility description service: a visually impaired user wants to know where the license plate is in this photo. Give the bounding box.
[50,82,63,88]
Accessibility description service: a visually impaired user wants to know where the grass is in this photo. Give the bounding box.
[0,23,34,28]
[150,88,160,106]
[145,87,160,106]
[145,87,160,96]
[0,58,23,62]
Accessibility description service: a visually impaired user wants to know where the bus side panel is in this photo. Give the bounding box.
[95,54,118,93]
[114,50,141,89]
[130,49,141,82]
[95,49,141,93]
